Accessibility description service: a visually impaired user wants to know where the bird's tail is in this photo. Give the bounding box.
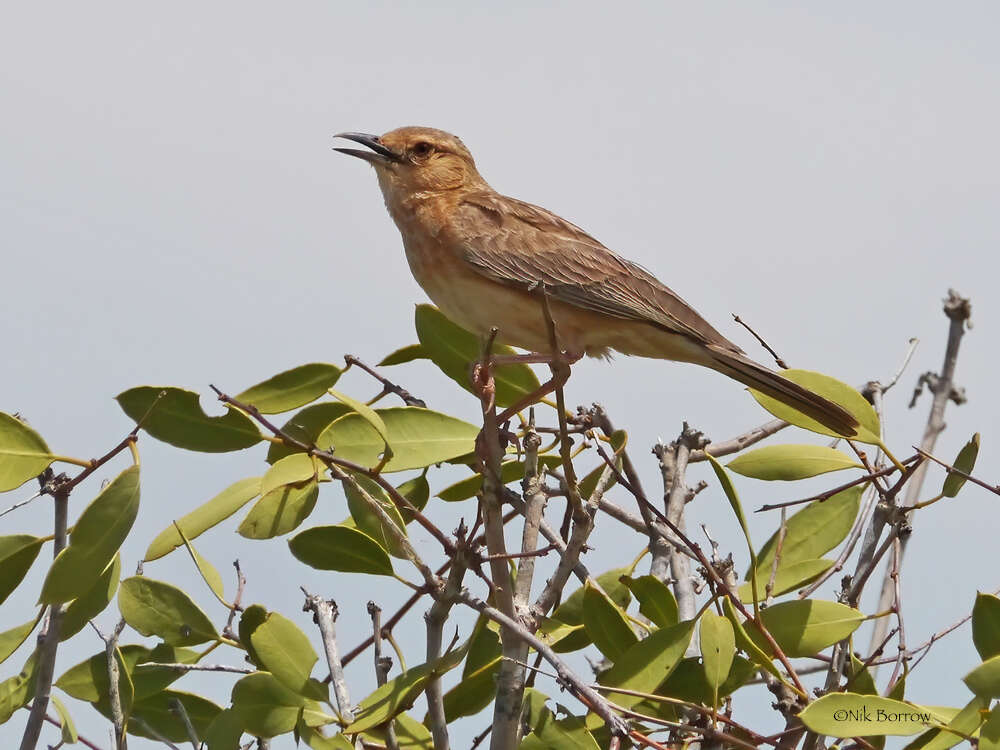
[706,349,859,437]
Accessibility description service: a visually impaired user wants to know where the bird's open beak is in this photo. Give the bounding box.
[333,132,400,165]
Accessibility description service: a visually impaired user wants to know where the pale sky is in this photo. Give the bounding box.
[2,2,999,748]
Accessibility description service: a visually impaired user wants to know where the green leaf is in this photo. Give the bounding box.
[55,645,148,702]
[799,693,936,737]
[535,710,601,750]
[344,474,408,558]
[204,708,247,750]
[266,403,352,464]
[727,444,862,481]
[442,655,502,722]
[289,525,394,576]
[537,618,587,653]
[738,558,834,602]
[116,386,262,452]
[39,465,140,604]
[722,597,784,682]
[61,553,121,640]
[700,612,736,692]
[131,645,201,700]
[0,651,38,723]
[236,363,342,414]
[239,605,268,669]
[0,618,39,666]
[981,708,1000,750]
[749,369,881,443]
[973,593,1000,661]
[848,652,879,696]
[144,477,261,560]
[414,304,540,408]
[0,412,54,492]
[320,407,479,473]
[592,621,694,715]
[964,654,1000,697]
[328,388,392,457]
[582,581,638,660]
[127,690,223,742]
[51,694,78,744]
[182,535,226,603]
[251,613,328,701]
[705,453,759,603]
[748,599,864,658]
[0,534,44,605]
[658,655,755,705]
[552,568,631,626]
[237,479,319,540]
[396,474,430,521]
[749,485,863,579]
[346,646,468,734]
[902,696,990,750]
[261,454,320,495]
[943,433,980,498]
[620,575,679,628]
[230,672,334,737]
[379,344,429,367]
[118,576,219,646]
[363,713,433,749]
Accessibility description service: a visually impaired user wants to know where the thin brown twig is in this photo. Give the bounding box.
[344,354,427,407]
[732,314,788,369]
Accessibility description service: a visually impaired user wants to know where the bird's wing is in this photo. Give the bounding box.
[455,192,742,353]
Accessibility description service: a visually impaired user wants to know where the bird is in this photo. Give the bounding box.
[334,126,858,436]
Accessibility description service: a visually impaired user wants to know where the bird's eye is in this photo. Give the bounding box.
[411,142,433,158]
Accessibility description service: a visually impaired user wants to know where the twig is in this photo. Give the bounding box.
[19,481,70,750]
[912,447,1000,496]
[222,560,246,641]
[302,590,354,724]
[732,314,788,369]
[367,602,400,750]
[154,663,253,674]
[424,525,470,750]
[688,418,790,463]
[344,354,426,407]
[456,591,631,740]
[38,711,105,750]
[868,290,972,661]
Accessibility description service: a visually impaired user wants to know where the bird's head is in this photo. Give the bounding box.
[335,127,485,196]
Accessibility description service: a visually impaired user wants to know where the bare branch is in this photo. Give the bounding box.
[344,354,427,407]
[302,591,354,724]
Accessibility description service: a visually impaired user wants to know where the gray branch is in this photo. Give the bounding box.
[302,591,354,724]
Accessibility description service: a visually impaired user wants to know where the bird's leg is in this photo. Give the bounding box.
[494,350,582,424]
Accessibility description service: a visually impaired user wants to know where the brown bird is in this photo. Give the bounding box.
[335,126,857,436]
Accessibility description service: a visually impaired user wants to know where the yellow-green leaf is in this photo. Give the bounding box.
[799,693,936,737]
[289,525,394,576]
[39,465,140,604]
[582,581,637,660]
[902,695,990,750]
[319,407,478,473]
[700,612,736,691]
[144,477,261,560]
[749,369,880,443]
[0,651,38,723]
[943,433,980,498]
[0,618,39,666]
[728,444,862,481]
[235,363,342,414]
[0,534,44,605]
[261,454,319,496]
[344,474,408,558]
[379,344,428,367]
[553,568,631,626]
[266,402,352,464]
[116,386,262,452]
[51,694,78,744]
[127,689,223,742]
[61,554,121,640]
[0,412,54,492]
[118,576,219,646]
[251,613,328,702]
[973,593,1000,661]
[748,599,864,658]
[749,485,863,579]
[414,304,540,408]
[620,575,679,628]
[237,479,318,540]
[964,654,1000,697]
[739,558,834,602]
[230,672,334,737]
